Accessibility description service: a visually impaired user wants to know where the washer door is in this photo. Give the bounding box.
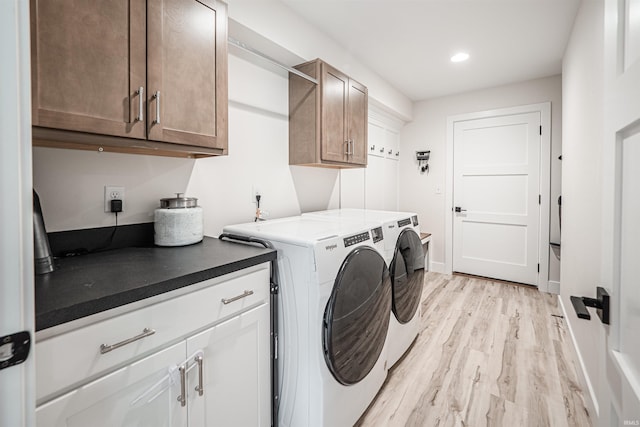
[323,247,391,385]
[390,229,424,324]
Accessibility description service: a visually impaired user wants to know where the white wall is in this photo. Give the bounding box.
[399,75,562,279]
[226,0,413,121]
[559,0,604,416]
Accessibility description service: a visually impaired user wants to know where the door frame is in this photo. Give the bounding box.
[444,102,551,291]
[0,0,36,425]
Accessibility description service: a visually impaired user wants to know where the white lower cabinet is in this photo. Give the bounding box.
[187,304,270,426]
[36,265,271,427]
[36,342,187,427]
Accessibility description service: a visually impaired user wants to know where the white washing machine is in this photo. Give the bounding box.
[223,216,390,427]
[302,209,424,368]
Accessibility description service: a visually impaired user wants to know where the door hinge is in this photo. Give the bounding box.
[539,125,542,135]
[539,194,541,205]
[0,331,31,371]
[537,263,540,273]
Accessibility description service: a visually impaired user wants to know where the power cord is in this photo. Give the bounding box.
[62,200,120,257]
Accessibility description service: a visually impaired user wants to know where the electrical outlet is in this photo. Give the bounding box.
[104,186,125,212]
[251,185,261,203]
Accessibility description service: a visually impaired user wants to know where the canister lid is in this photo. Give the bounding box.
[160,193,198,209]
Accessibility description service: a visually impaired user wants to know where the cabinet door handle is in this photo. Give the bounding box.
[194,355,204,396]
[99,327,155,354]
[344,140,350,155]
[153,91,161,125]
[136,86,144,122]
[221,290,254,305]
[350,140,355,156]
[177,365,186,407]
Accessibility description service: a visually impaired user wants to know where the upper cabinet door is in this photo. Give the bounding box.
[146,0,228,151]
[30,0,146,139]
[321,63,349,163]
[348,79,368,165]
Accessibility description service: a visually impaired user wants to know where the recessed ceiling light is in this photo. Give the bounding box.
[451,52,470,63]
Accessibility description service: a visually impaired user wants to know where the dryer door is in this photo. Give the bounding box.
[390,229,424,324]
[323,247,391,385]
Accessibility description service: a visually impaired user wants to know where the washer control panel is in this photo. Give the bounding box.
[343,231,370,247]
[412,215,419,226]
[398,218,412,227]
[371,227,384,243]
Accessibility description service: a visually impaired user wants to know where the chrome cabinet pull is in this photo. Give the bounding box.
[344,140,350,155]
[195,355,204,396]
[177,365,186,407]
[350,140,355,155]
[100,328,155,354]
[221,290,254,305]
[153,91,161,125]
[136,86,144,122]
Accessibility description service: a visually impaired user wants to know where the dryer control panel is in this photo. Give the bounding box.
[371,227,384,243]
[412,215,419,226]
[398,218,412,227]
[344,231,370,247]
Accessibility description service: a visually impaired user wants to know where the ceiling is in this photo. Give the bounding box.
[278,0,581,101]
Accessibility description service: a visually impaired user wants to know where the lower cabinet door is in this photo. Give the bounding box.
[36,342,187,427]
[186,303,271,427]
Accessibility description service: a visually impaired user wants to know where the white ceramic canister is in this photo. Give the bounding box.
[154,193,204,246]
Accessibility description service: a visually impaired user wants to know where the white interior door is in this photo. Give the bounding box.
[600,0,640,424]
[0,1,35,426]
[453,112,541,285]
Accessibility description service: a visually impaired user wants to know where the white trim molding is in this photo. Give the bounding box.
[444,102,552,291]
[547,280,560,294]
[558,296,599,419]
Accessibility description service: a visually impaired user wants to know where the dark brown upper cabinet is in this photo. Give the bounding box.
[30,0,228,158]
[289,59,368,168]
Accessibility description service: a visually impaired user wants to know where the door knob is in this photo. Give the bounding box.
[454,207,467,213]
[570,287,610,324]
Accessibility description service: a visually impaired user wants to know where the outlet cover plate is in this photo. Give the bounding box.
[104,186,125,212]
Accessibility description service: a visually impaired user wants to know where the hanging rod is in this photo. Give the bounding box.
[228,37,318,85]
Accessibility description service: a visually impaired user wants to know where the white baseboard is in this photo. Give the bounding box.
[557,296,599,419]
[548,280,560,294]
[429,261,445,273]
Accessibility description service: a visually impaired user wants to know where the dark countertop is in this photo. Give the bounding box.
[35,237,276,332]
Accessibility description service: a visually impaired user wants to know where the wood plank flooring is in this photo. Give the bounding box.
[357,272,592,427]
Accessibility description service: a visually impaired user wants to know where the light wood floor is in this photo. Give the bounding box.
[357,272,592,427]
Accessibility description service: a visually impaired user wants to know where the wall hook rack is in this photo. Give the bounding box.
[416,150,430,173]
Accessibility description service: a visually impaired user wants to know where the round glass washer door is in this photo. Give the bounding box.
[390,229,425,324]
[323,246,391,385]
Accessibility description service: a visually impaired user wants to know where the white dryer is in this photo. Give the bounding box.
[223,216,390,427]
[302,209,424,368]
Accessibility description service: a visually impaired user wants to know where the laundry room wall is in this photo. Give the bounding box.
[558,0,604,417]
[399,75,562,284]
[32,1,412,236]
[32,53,342,236]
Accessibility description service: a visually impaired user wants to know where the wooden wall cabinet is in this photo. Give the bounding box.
[30,0,228,158]
[289,59,368,168]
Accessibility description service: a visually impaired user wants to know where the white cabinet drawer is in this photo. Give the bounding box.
[36,266,270,403]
